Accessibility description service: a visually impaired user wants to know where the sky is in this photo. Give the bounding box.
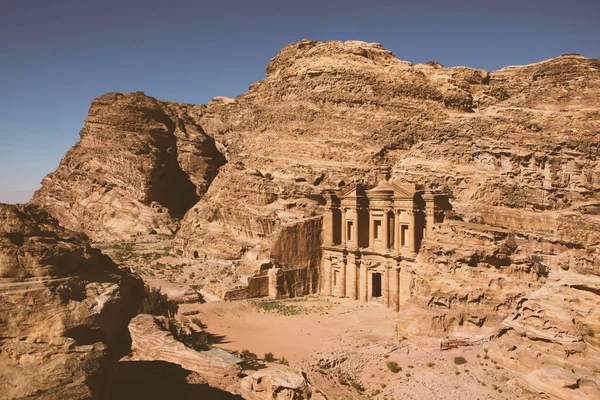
[1,0,598,204]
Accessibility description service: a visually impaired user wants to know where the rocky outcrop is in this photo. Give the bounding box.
[28,39,600,398]
[31,92,226,241]
[489,274,600,399]
[124,314,242,390]
[174,42,599,288]
[236,368,320,400]
[0,203,143,399]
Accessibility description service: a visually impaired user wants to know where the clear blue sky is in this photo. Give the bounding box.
[1,0,598,203]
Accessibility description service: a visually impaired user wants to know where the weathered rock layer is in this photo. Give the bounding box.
[0,203,144,399]
[31,92,226,241]
[30,39,600,399]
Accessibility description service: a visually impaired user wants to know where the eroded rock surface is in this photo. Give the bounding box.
[124,314,242,390]
[236,368,318,400]
[31,92,226,241]
[28,39,600,399]
[0,203,143,399]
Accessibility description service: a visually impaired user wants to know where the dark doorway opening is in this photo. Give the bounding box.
[372,273,382,297]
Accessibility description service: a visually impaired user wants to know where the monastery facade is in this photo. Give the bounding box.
[320,173,449,311]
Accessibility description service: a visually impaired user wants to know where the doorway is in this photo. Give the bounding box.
[372,273,382,297]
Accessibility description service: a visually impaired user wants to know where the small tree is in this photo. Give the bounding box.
[139,286,178,319]
[386,361,401,373]
[454,356,467,365]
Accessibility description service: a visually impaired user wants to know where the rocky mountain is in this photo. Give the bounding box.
[31,92,226,241]
[30,39,600,398]
[0,203,143,398]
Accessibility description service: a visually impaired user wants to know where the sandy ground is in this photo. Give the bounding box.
[96,237,538,399]
[179,296,538,400]
[96,235,240,301]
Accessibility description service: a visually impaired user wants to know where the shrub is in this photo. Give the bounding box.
[427,362,435,368]
[454,356,467,365]
[191,318,206,329]
[240,349,257,360]
[279,357,289,366]
[530,254,549,277]
[350,381,365,392]
[264,352,275,362]
[139,286,178,318]
[192,332,210,351]
[386,361,401,373]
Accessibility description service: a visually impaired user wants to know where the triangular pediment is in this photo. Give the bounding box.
[390,182,416,198]
[339,182,359,198]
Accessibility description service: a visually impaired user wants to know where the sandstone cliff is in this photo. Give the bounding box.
[31,39,600,398]
[31,92,226,241]
[0,203,144,399]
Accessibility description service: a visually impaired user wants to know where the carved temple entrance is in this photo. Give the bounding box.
[320,169,449,311]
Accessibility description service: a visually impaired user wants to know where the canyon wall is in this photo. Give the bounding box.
[0,203,144,398]
[31,39,600,398]
[31,92,226,241]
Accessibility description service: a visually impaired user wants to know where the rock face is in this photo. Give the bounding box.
[30,39,600,398]
[31,92,226,241]
[489,275,600,399]
[0,203,143,399]
[236,368,317,400]
[124,314,242,390]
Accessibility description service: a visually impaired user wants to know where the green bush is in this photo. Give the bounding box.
[240,349,257,360]
[279,357,290,366]
[139,286,178,318]
[454,356,467,365]
[386,361,401,373]
[351,382,365,392]
[530,254,549,277]
[192,332,210,351]
[264,352,275,362]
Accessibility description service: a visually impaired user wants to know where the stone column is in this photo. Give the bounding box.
[323,207,334,246]
[367,272,372,302]
[339,257,346,297]
[426,207,435,240]
[390,267,399,312]
[341,208,347,246]
[395,211,402,253]
[330,207,337,245]
[409,209,416,254]
[352,209,359,249]
[322,256,332,295]
[360,260,368,302]
[393,211,399,253]
[382,210,389,251]
[383,266,390,308]
[347,256,357,300]
[369,211,375,248]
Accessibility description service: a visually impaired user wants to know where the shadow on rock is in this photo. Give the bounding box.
[108,361,243,400]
